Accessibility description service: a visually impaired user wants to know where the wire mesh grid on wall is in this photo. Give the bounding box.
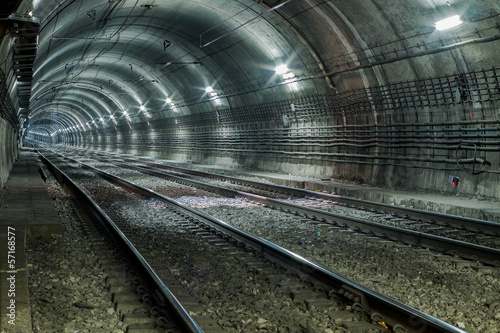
[82,67,500,175]
[143,67,500,128]
[0,69,18,127]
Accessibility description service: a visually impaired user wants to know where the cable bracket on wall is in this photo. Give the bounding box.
[199,0,293,48]
[455,144,491,175]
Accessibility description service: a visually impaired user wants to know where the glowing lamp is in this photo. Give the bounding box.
[435,15,462,31]
[275,64,289,75]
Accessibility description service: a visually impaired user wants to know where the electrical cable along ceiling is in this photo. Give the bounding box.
[27,0,499,141]
[28,0,319,139]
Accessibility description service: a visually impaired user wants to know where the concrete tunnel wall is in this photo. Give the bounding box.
[0,118,18,188]
[61,89,500,200]
[0,38,20,189]
[9,0,500,200]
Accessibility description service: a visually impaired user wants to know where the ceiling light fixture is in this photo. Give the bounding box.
[205,87,214,93]
[435,15,462,30]
[275,64,289,75]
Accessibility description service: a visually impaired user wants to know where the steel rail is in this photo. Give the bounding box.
[113,155,500,236]
[48,152,471,333]
[107,161,500,267]
[45,149,500,266]
[39,153,204,333]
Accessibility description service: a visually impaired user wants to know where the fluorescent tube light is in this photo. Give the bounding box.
[435,15,462,30]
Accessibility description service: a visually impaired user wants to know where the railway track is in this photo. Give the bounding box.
[38,150,470,333]
[50,148,500,268]
[138,168,500,249]
[66,148,500,250]
[134,160,500,239]
[75,198,183,333]
[42,155,202,333]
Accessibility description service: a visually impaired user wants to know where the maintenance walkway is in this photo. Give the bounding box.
[0,151,61,332]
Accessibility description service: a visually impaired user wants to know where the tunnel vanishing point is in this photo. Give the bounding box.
[1,0,500,200]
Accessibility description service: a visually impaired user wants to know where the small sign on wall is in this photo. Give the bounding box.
[448,175,460,186]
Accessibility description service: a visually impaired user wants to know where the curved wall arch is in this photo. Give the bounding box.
[17,0,500,199]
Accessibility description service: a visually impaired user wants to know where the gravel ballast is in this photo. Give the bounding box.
[28,173,125,333]
[62,165,367,332]
[197,202,500,333]
[83,161,500,333]
[32,158,500,333]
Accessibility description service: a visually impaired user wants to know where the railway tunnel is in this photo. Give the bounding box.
[1,0,500,332]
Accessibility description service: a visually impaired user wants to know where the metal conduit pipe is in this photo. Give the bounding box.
[324,34,500,77]
[281,123,498,130]
[90,135,498,143]
[96,117,500,132]
[93,124,500,137]
[208,130,499,137]
[146,141,500,152]
[135,130,495,139]
[135,132,500,143]
[256,2,336,91]
[87,143,500,174]
[159,136,500,145]
[196,140,500,148]
[154,130,500,138]
[143,132,500,143]
[101,143,479,164]
[190,137,500,144]
[166,131,489,136]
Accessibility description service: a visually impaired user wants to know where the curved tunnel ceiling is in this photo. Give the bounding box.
[29,0,325,136]
[27,0,500,137]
